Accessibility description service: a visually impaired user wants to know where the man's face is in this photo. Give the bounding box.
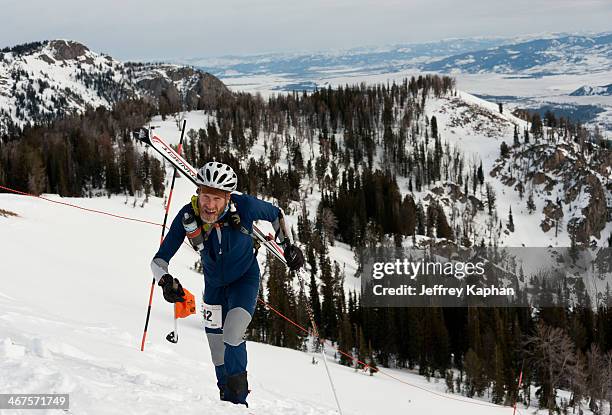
[198,188,230,223]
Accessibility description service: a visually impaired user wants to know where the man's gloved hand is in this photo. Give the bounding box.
[228,211,241,230]
[283,243,304,271]
[158,274,185,303]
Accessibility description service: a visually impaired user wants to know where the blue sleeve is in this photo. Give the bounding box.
[153,205,189,263]
[235,194,281,223]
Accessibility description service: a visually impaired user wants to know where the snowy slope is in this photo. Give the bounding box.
[0,40,134,133]
[1,186,516,415]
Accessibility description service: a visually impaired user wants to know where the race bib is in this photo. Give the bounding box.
[202,303,222,329]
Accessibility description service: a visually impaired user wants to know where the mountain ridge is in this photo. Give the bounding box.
[0,40,228,137]
[183,32,612,78]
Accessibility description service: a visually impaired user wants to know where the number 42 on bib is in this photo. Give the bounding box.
[202,303,222,329]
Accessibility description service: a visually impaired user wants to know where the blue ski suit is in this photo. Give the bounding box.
[152,192,282,404]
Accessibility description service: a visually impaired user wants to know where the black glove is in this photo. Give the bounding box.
[283,243,304,271]
[158,274,185,303]
[228,211,242,230]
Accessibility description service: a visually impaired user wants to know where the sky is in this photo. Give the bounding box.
[0,0,611,61]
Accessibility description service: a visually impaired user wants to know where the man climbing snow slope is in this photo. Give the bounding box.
[150,161,304,406]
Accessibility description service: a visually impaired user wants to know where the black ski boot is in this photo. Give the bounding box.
[224,371,249,407]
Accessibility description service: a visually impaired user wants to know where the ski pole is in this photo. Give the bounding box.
[166,314,179,343]
[513,359,525,415]
[296,267,343,415]
[140,119,187,351]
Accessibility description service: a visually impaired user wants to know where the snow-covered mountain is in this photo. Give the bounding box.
[184,33,612,83]
[183,37,510,79]
[2,37,609,248]
[2,38,609,249]
[177,33,612,132]
[423,34,612,76]
[426,92,611,248]
[570,83,612,96]
[136,92,611,290]
[0,40,228,136]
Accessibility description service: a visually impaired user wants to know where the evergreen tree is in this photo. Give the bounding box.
[309,272,322,328]
[436,204,454,240]
[338,315,354,367]
[477,162,484,186]
[357,326,367,368]
[531,113,543,140]
[416,202,426,235]
[492,344,506,404]
[507,206,515,232]
[527,193,536,214]
[266,252,301,349]
[514,125,520,146]
[319,245,337,339]
[500,141,509,158]
[464,348,486,397]
[249,278,270,342]
[431,115,438,139]
[445,369,455,393]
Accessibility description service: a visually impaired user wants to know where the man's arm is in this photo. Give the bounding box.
[272,210,290,246]
[238,194,304,271]
[150,207,187,283]
[238,194,290,244]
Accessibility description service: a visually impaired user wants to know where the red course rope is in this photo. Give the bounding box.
[1,183,510,411]
[0,184,163,227]
[257,296,505,409]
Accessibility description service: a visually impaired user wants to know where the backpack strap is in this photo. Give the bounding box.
[191,195,200,217]
[190,195,257,251]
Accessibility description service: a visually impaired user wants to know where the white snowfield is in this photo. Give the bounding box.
[1,187,515,415]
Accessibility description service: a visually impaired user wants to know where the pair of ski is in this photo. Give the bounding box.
[135,128,343,414]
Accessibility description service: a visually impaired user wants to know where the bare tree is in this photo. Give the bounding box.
[570,350,588,412]
[485,182,497,215]
[173,111,185,131]
[586,345,612,415]
[320,208,338,246]
[523,322,577,414]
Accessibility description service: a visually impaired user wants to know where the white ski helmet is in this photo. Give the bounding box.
[196,162,238,192]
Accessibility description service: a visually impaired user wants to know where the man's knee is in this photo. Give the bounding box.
[206,332,225,366]
[223,307,252,346]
